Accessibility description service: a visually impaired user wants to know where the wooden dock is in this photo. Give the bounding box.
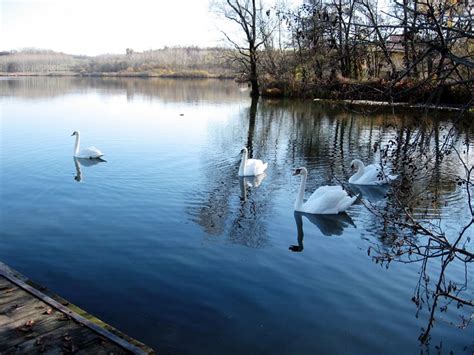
[0,262,154,354]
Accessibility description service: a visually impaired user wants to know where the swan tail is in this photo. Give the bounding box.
[255,162,268,175]
[337,194,358,213]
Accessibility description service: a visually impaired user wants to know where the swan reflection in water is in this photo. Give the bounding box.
[289,211,356,252]
[239,173,266,201]
[73,157,106,182]
[349,184,388,203]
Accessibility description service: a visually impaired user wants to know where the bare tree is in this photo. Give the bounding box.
[213,0,272,97]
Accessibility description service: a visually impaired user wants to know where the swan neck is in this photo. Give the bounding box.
[354,162,364,179]
[294,173,307,210]
[74,134,80,156]
[239,150,248,176]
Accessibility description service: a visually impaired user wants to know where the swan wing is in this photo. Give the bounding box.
[360,164,382,184]
[77,147,104,159]
[352,164,387,185]
[244,159,268,176]
[334,194,358,213]
[303,186,354,214]
[307,185,342,202]
[366,164,398,184]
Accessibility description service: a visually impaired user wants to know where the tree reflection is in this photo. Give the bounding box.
[229,180,269,248]
[265,103,473,344]
[190,98,272,247]
[0,77,245,103]
[189,94,473,344]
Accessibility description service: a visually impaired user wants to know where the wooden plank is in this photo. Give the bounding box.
[0,291,31,313]
[0,304,67,350]
[0,276,13,288]
[0,263,153,354]
[3,320,98,354]
[0,286,28,307]
[0,294,46,327]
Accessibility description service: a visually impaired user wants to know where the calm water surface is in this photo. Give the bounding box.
[1,78,473,354]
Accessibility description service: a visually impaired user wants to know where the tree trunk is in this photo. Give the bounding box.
[250,51,260,98]
[403,0,411,75]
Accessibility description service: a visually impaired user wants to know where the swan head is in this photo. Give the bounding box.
[240,147,248,154]
[350,159,364,170]
[71,131,80,137]
[293,167,308,176]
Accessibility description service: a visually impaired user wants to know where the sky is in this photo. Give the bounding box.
[1,0,303,56]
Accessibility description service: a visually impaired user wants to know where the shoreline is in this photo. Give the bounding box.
[312,98,471,113]
[2,73,471,113]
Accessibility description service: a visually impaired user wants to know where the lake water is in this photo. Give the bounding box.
[1,77,472,354]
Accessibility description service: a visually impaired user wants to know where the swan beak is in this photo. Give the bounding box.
[71,132,75,136]
[292,169,301,176]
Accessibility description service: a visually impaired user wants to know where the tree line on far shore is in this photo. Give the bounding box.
[1,0,472,105]
[0,47,236,79]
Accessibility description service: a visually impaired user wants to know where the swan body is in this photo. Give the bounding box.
[349,159,397,185]
[238,147,268,177]
[71,131,104,159]
[293,167,357,214]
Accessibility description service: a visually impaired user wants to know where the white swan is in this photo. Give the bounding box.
[349,159,397,185]
[71,131,104,159]
[293,167,357,214]
[238,147,268,177]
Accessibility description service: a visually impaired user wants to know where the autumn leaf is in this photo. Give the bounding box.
[43,308,53,315]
